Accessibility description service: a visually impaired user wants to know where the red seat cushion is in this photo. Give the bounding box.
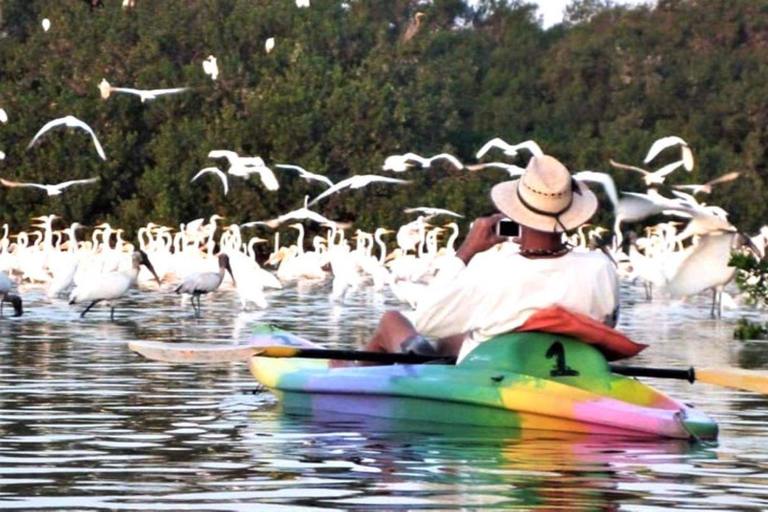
[517,306,646,361]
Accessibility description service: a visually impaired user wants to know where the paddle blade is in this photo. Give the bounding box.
[128,340,259,363]
[696,368,768,395]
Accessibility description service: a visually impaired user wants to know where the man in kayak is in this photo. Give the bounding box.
[366,154,619,362]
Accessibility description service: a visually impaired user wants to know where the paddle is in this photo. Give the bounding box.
[128,340,768,395]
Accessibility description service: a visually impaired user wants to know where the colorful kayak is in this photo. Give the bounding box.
[248,328,718,441]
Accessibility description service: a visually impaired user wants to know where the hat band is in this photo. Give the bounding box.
[516,178,581,232]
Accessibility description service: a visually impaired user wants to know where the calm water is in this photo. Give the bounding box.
[2,280,768,511]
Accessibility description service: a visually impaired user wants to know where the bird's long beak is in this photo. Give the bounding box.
[225,260,237,287]
[140,251,162,286]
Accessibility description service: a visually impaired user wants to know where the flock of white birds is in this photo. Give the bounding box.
[0,1,765,322]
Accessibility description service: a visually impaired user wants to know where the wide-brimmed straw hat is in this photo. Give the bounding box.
[490,155,597,233]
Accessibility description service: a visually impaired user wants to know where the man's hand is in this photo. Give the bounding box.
[456,213,508,265]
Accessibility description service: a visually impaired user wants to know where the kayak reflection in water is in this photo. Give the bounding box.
[365,155,620,362]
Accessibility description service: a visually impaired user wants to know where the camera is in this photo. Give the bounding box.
[496,219,520,237]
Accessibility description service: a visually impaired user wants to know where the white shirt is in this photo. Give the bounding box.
[407,249,620,361]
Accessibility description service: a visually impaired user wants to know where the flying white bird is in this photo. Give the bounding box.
[476,138,544,160]
[27,115,106,160]
[296,0,310,6]
[610,159,685,187]
[0,151,5,160]
[202,55,219,80]
[208,150,278,190]
[243,196,338,229]
[98,79,189,103]
[42,18,51,32]
[1,177,98,196]
[465,162,526,177]
[274,164,334,187]
[0,108,7,123]
[573,170,619,210]
[673,172,740,196]
[308,175,410,206]
[644,136,694,171]
[382,152,463,172]
[265,37,275,54]
[403,207,463,218]
[190,167,229,195]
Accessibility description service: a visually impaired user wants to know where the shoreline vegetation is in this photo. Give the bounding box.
[0,0,767,246]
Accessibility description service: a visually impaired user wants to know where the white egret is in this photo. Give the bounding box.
[0,108,7,123]
[664,231,745,317]
[476,138,544,160]
[308,175,410,206]
[27,115,106,161]
[190,167,229,195]
[243,196,338,229]
[0,271,23,317]
[68,250,161,320]
[0,177,98,196]
[573,170,619,210]
[174,253,236,317]
[382,152,463,172]
[401,12,426,44]
[673,172,740,196]
[403,207,463,219]
[274,164,333,187]
[265,37,275,54]
[296,0,310,7]
[644,136,694,171]
[0,151,5,160]
[42,18,51,32]
[208,151,278,190]
[465,162,526,177]
[98,79,189,103]
[609,159,685,187]
[202,55,219,81]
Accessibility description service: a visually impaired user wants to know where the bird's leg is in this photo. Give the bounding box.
[110,306,115,321]
[0,301,4,317]
[81,300,100,318]
[196,295,202,317]
[710,289,717,318]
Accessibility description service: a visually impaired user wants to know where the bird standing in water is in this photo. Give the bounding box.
[69,250,161,320]
[175,253,236,317]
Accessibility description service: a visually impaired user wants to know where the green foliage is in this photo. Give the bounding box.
[729,251,768,307]
[1,0,768,246]
[733,317,768,341]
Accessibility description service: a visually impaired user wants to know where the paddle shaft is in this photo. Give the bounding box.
[259,347,698,383]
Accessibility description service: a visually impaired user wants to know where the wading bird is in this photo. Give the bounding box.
[243,196,338,229]
[0,177,98,196]
[673,172,740,196]
[27,115,106,160]
[465,162,526,177]
[202,55,218,80]
[476,138,544,160]
[383,152,463,172]
[274,164,333,187]
[42,18,51,31]
[0,109,7,123]
[0,271,23,317]
[403,207,463,219]
[265,37,275,54]
[98,79,189,103]
[308,175,410,206]
[175,253,236,317]
[610,159,685,187]
[68,250,161,320]
[190,167,228,195]
[208,150,278,190]
[645,136,694,171]
[401,12,425,43]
